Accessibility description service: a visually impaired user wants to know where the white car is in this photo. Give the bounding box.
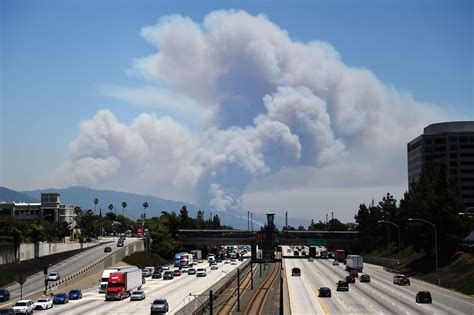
[48,272,60,281]
[181,267,189,273]
[13,300,35,314]
[211,263,218,270]
[230,259,237,265]
[196,268,207,277]
[130,290,145,301]
[35,297,53,310]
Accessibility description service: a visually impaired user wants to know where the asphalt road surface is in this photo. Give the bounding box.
[284,246,474,314]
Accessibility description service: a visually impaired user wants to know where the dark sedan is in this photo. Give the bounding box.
[360,274,371,283]
[318,287,331,297]
[68,289,82,300]
[345,275,355,283]
[53,293,69,304]
[104,246,112,252]
[416,291,432,304]
[0,289,10,302]
[152,271,162,279]
[163,271,174,280]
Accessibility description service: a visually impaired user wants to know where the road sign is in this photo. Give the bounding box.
[15,274,26,286]
[308,239,327,246]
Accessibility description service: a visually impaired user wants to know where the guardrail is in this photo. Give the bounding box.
[364,256,400,269]
[175,260,251,315]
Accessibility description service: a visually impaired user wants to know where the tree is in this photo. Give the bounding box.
[50,221,71,239]
[121,201,127,217]
[143,202,149,219]
[108,204,114,216]
[179,206,190,229]
[93,198,99,215]
[308,220,326,230]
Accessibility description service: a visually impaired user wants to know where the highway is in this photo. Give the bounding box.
[284,246,474,314]
[39,259,245,315]
[2,237,140,302]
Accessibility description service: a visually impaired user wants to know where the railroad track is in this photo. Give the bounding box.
[216,264,259,315]
[243,262,280,315]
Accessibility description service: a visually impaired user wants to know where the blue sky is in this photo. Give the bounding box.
[1,0,473,220]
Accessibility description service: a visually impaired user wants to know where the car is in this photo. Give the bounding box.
[35,297,53,310]
[350,270,359,278]
[308,257,314,262]
[196,268,207,277]
[211,263,218,270]
[117,241,124,247]
[68,289,82,300]
[150,298,169,314]
[130,290,145,301]
[294,251,300,256]
[416,291,432,304]
[197,259,204,264]
[53,293,69,304]
[360,274,371,283]
[332,260,339,266]
[0,288,10,302]
[318,287,331,297]
[336,280,349,291]
[230,259,237,265]
[302,251,307,256]
[225,259,230,264]
[173,269,181,276]
[287,248,292,253]
[291,267,301,277]
[12,300,35,314]
[345,275,355,283]
[188,268,196,275]
[104,246,112,252]
[0,309,14,315]
[48,272,60,281]
[163,271,174,280]
[161,265,170,270]
[152,271,162,279]
[142,268,153,277]
[393,275,410,286]
[181,267,189,273]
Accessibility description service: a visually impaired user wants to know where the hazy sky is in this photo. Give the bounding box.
[1,0,473,222]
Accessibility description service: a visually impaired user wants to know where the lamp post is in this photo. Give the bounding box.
[378,220,401,259]
[408,218,438,272]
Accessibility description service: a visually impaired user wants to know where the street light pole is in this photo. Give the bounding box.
[378,220,401,259]
[408,218,438,272]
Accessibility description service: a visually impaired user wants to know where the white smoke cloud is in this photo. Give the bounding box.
[53,10,458,220]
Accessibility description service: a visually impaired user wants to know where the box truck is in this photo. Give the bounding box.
[174,253,182,267]
[345,255,363,272]
[99,266,138,293]
[180,253,193,267]
[320,250,328,259]
[191,250,202,260]
[105,267,142,300]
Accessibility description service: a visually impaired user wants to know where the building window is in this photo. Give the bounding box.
[462,194,474,199]
[460,136,468,143]
[434,138,446,145]
[424,138,432,145]
[470,136,474,143]
[425,155,433,161]
[424,147,433,153]
[435,146,446,152]
[460,144,474,149]
[461,161,474,166]
[450,145,457,151]
[461,169,474,174]
[450,153,457,159]
[460,178,474,182]
[450,161,457,167]
[460,153,474,158]
[449,136,457,143]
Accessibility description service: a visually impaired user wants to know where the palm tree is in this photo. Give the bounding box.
[121,201,127,217]
[108,203,114,216]
[93,198,99,215]
[142,202,149,220]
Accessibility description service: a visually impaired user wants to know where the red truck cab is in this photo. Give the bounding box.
[106,273,127,300]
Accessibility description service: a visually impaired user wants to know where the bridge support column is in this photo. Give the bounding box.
[251,244,257,261]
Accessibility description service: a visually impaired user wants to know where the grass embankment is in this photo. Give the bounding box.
[367,245,474,295]
[122,250,171,268]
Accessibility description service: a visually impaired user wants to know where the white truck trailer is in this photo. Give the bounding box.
[345,255,364,272]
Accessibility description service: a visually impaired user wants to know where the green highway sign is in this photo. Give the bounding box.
[308,239,327,246]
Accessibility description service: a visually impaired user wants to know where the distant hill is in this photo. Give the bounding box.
[0,187,39,203]
[18,186,310,229]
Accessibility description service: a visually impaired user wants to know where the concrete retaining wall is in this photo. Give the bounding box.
[0,240,107,265]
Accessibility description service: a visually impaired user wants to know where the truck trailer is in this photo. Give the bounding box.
[320,250,328,259]
[99,266,138,293]
[105,267,142,300]
[345,255,363,272]
[180,253,193,267]
[191,250,202,260]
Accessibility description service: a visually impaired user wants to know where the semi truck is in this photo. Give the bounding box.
[174,253,182,267]
[334,249,346,262]
[180,253,193,267]
[309,246,317,258]
[99,266,138,293]
[105,267,142,300]
[191,250,202,260]
[346,255,363,272]
[320,250,328,259]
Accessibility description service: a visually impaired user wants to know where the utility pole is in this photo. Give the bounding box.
[331,211,333,221]
[250,213,253,231]
[325,213,328,231]
[209,290,213,315]
[285,211,288,231]
[279,262,284,315]
[237,268,241,311]
[248,211,250,232]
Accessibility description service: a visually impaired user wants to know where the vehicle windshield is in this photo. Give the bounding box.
[153,300,165,304]
[15,302,27,306]
[197,269,205,272]
[101,278,108,282]
[0,289,6,293]
[37,299,48,302]
[55,294,66,297]
[107,283,122,288]
[70,290,79,294]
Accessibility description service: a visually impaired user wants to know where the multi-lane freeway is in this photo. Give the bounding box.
[1,237,140,303]
[38,259,244,315]
[284,246,474,314]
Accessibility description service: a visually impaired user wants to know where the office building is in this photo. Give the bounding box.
[407,121,474,210]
